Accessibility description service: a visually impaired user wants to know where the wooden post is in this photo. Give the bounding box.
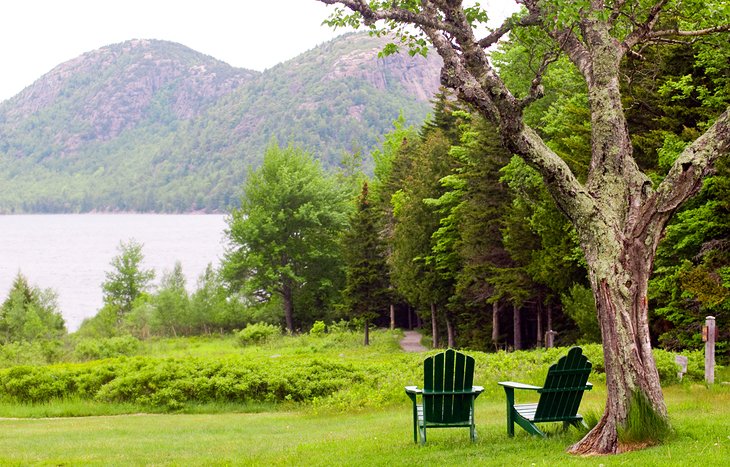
[704,316,716,384]
[545,330,556,349]
[674,355,688,382]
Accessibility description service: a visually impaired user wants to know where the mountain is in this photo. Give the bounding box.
[0,34,441,213]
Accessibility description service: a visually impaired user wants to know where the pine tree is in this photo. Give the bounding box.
[342,182,390,345]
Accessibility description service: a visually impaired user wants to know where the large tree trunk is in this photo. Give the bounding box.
[282,282,294,334]
[567,31,669,454]
[569,222,666,454]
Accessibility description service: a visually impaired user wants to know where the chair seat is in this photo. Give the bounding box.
[416,404,474,427]
[515,403,584,423]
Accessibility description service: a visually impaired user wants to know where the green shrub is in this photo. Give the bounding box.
[309,321,326,337]
[74,336,141,361]
[236,323,280,346]
[0,340,66,368]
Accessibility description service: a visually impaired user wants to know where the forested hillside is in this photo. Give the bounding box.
[0,33,440,213]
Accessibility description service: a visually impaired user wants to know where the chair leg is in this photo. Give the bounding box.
[503,387,515,437]
[412,405,418,444]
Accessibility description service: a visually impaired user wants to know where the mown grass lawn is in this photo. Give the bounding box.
[1,383,728,466]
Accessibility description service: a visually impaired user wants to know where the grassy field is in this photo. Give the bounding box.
[0,331,727,465]
[0,384,728,465]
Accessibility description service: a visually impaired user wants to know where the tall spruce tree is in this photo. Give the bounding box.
[342,182,390,345]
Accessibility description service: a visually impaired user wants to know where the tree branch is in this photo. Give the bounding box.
[647,23,730,40]
[517,51,559,109]
[621,0,669,52]
[476,12,541,49]
[318,0,459,34]
[653,109,730,215]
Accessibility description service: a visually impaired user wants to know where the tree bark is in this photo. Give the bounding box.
[536,301,543,348]
[569,217,667,454]
[512,303,521,351]
[430,302,439,348]
[491,301,500,349]
[282,281,294,334]
[546,302,553,335]
[445,313,455,348]
[390,303,396,330]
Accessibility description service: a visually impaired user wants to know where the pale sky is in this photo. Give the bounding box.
[0,0,519,102]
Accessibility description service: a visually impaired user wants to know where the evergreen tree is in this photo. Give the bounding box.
[342,182,390,345]
[0,273,66,343]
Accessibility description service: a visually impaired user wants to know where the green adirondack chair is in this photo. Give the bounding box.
[405,349,484,444]
[498,346,593,437]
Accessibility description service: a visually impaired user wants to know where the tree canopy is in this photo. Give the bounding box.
[222,143,349,333]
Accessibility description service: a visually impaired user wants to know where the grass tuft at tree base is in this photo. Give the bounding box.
[618,390,673,449]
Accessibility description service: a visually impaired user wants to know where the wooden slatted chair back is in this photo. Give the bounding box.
[533,347,592,422]
[423,349,475,424]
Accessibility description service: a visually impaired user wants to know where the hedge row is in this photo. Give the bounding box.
[0,356,368,409]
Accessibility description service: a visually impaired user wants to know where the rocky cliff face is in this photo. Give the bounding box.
[325,34,442,101]
[1,40,257,155]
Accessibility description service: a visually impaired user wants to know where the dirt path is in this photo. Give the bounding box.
[400,330,428,352]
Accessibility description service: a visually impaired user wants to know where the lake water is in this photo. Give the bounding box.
[0,214,227,331]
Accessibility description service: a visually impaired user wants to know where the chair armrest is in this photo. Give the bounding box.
[404,385,422,395]
[422,387,484,396]
[497,381,542,391]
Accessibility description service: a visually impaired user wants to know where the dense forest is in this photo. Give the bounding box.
[0,10,728,368]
